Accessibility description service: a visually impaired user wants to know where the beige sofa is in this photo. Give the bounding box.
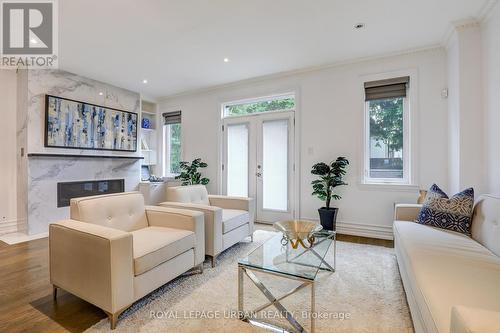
[49,192,205,329]
[160,185,255,267]
[394,195,500,333]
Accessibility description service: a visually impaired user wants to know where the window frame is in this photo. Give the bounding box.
[221,93,296,119]
[361,70,418,187]
[363,96,410,185]
[163,122,182,178]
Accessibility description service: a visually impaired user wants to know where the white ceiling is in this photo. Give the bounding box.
[58,0,490,99]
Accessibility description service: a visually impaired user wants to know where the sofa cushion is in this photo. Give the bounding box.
[131,226,195,276]
[416,184,474,235]
[394,221,500,333]
[222,209,249,233]
[166,185,210,205]
[471,195,500,257]
[70,192,148,232]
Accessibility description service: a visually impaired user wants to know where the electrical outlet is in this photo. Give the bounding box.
[441,88,448,99]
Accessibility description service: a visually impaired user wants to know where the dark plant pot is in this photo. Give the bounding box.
[318,207,338,231]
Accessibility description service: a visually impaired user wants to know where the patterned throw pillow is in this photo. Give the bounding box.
[416,184,474,235]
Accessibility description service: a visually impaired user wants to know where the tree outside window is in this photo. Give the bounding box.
[166,123,181,175]
[225,97,295,116]
[368,97,404,179]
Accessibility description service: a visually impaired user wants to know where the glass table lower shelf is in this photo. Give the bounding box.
[238,230,336,333]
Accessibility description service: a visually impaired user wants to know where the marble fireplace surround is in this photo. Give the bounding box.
[18,70,142,235]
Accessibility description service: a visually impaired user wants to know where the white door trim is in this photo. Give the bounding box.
[217,88,301,221]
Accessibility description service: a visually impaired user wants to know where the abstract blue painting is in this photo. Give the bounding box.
[45,95,138,151]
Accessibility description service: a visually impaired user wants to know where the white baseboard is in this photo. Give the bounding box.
[336,221,393,240]
[0,218,28,236]
[300,217,394,240]
[0,231,48,245]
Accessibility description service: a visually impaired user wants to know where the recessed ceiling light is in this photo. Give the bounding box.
[354,23,365,29]
[99,92,104,96]
[223,58,229,63]
[142,79,148,84]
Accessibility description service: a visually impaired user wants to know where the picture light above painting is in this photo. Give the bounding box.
[45,95,138,152]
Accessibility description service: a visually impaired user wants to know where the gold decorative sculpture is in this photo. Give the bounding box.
[274,220,322,249]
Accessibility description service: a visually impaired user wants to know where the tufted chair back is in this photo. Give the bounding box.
[70,192,148,232]
[166,185,210,205]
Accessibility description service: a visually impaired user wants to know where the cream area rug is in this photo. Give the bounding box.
[85,230,413,333]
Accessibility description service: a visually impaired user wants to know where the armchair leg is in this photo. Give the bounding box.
[182,263,204,276]
[210,255,218,268]
[105,309,126,330]
[109,312,118,330]
[52,285,58,300]
[250,234,254,242]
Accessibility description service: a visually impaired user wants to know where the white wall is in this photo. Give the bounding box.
[482,2,500,195]
[447,32,461,194]
[0,70,19,235]
[446,22,485,195]
[160,49,448,239]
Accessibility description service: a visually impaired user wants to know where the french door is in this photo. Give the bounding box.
[222,111,294,223]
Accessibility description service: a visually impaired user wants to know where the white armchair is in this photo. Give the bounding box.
[451,306,500,333]
[160,185,255,267]
[49,192,205,329]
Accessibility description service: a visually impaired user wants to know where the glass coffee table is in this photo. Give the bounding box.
[238,229,336,333]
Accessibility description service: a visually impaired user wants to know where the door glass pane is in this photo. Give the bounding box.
[262,119,288,211]
[227,124,248,197]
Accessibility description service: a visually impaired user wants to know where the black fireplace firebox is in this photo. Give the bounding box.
[57,179,125,207]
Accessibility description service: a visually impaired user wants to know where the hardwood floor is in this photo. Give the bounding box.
[0,238,105,333]
[0,225,393,333]
[337,233,393,248]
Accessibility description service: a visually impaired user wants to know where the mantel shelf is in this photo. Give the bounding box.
[27,153,144,160]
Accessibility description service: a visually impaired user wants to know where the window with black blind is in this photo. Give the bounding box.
[364,76,410,183]
[163,111,182,176]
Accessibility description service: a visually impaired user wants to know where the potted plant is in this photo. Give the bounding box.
[175,158,210,186]
[311,157,349,231]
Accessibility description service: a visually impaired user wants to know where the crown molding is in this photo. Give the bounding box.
[478,0,499,22]
[441,0,499,48]
[442,18,481,49]
[158,45,443,102]
[140,93,159,104]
